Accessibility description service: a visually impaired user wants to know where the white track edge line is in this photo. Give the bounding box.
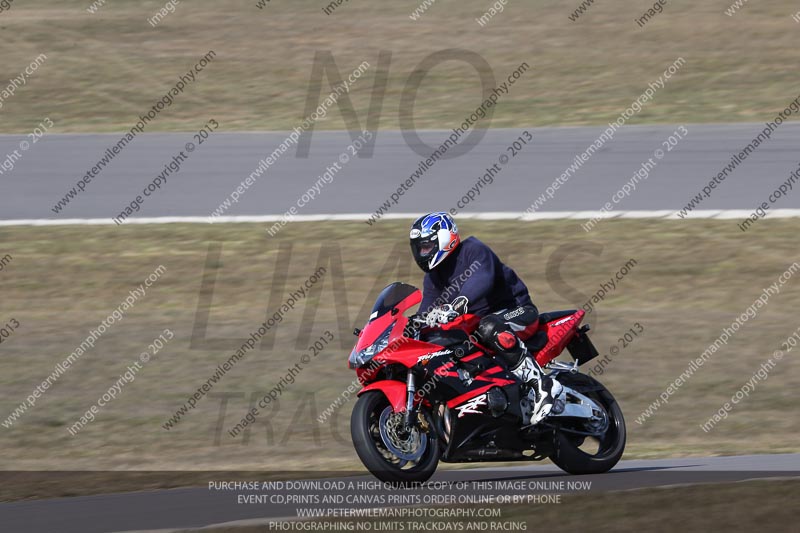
[1,210,799,227]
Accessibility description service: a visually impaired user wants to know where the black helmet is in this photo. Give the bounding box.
[409,212,460,272]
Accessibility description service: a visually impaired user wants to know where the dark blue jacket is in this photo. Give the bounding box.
[419,236,533,316]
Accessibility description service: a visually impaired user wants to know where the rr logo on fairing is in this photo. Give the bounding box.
[456,394,488,418]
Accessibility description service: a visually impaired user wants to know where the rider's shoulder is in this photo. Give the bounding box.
[461,235,481,247]
[460,236,494,255]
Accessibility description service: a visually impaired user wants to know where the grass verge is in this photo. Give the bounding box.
[2,1,800,132]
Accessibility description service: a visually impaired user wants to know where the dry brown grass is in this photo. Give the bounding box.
[0,218,798,480]
[1,1,799,132]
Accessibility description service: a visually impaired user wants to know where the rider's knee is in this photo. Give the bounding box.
[477,315,525,367]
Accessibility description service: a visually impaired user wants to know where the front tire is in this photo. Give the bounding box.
[549,373,626,475]
[350,391,440,484]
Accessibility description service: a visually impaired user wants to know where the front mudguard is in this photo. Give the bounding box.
[358,380,407,412]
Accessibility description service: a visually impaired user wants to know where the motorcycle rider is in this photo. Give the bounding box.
[409,211,563,426]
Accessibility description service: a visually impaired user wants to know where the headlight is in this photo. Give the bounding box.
[349,322,394,369]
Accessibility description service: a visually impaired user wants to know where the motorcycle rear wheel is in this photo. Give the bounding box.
[549,373,626,475]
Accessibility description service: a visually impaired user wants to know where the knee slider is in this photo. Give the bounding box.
[477,315,524,366]
[476,314,506,344]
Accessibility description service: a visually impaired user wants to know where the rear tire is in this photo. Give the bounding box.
[351,391,440,484]
[549,373,626,475]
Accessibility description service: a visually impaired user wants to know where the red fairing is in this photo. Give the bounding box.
[379,313,485,368]
[535,309,585,366]
[445,366,516,408]
[358,380,407,412]
[440,313,481,335]
[353,288,421,353]
[353,287,446,382]
[351,285,588,412]
[355,337,444,383]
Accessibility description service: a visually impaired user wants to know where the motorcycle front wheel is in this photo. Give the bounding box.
[350,391,440,484]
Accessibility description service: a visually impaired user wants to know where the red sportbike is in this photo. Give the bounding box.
[349,282,626,483]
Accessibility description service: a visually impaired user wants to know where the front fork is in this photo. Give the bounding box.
[403,370,417,429]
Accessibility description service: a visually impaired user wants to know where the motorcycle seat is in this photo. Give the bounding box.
[524,330,548,353]
[538,309,577,324]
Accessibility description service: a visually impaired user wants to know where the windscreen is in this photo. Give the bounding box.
[369,282,418,321]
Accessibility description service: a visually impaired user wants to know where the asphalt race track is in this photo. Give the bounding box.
[2,123,800,221]
[0,454,798,532]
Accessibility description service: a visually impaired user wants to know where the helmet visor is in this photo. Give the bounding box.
[410,234,439,270]
[417,239,437,257]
